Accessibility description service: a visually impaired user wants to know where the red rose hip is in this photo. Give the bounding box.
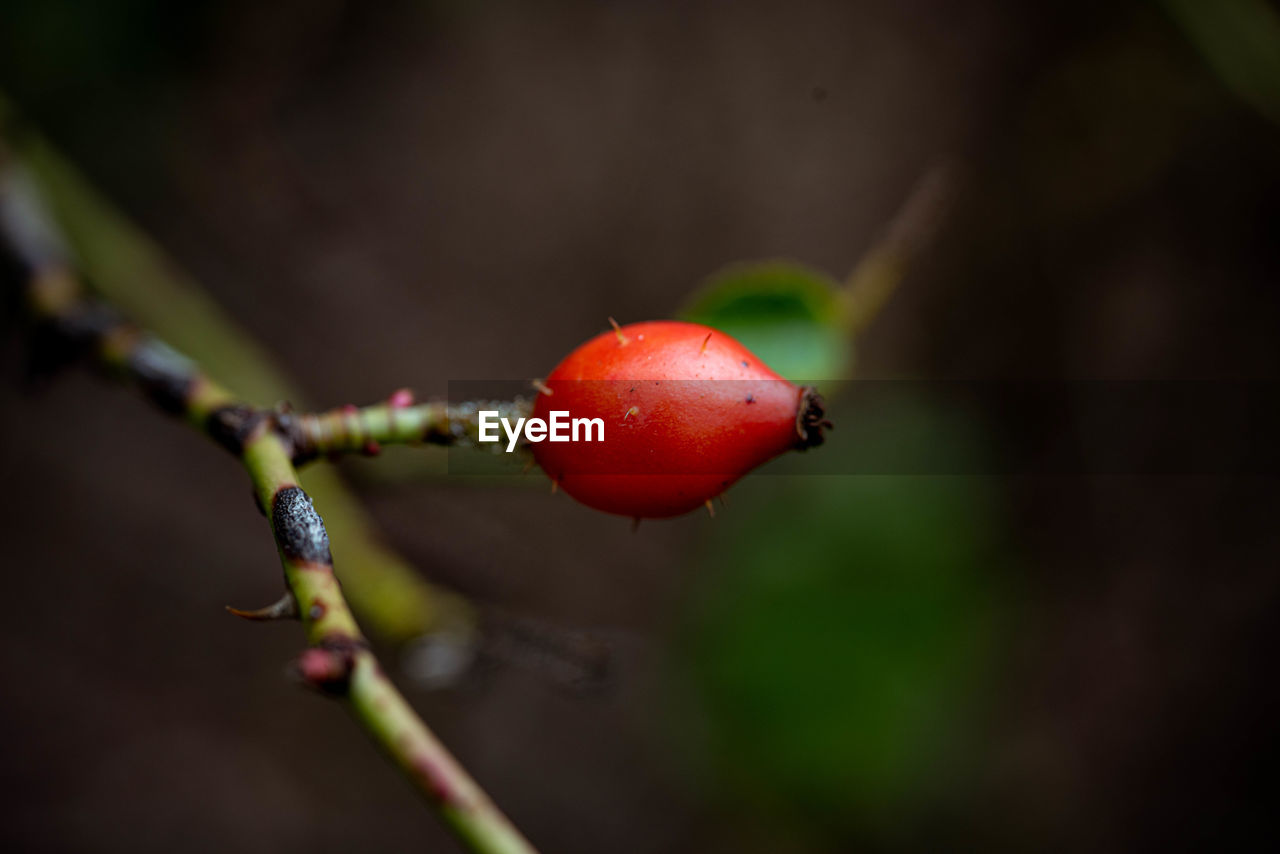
[532,320,828,518]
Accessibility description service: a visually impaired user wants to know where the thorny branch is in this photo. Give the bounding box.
[0,88,507,650]
[284,394,530,463]
[0,161,538,853]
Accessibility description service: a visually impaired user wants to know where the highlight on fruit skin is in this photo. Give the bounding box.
[531,320,830,519]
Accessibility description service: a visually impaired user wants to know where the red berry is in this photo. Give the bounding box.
[532,320,828,518]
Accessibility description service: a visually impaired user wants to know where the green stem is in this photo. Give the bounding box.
[0,98,473,645]
[1,157,538,854]
[291,395,530,460]
[841,162,957,335]
[242,432,534,854]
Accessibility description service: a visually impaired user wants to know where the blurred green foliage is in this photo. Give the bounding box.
[681,261,852,382]
[673,391,1006,839]
[1162,0,1280,127]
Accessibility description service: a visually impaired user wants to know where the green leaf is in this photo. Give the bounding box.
[681,260,851,381]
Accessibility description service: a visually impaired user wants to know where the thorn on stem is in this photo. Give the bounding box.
[705,499,716,518]
[531,378,553,397]
[700,332,712,354]
[226,591,299,621]
[608,316,629,345]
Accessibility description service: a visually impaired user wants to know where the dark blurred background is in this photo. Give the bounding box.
[2,0,1279,851]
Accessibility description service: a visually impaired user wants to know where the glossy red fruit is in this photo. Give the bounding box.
[532,320,828,518]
